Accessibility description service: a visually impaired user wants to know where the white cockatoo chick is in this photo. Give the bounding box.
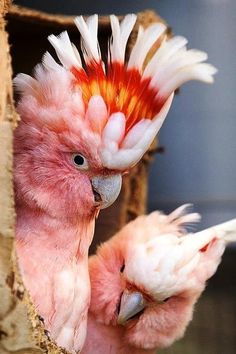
[84,205,236,354]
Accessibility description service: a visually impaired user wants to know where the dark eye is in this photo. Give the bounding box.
[120,264,125,273]
[163,297,170,303]
[72,153,89,170]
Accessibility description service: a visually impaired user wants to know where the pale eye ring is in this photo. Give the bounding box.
[72,153,89,170]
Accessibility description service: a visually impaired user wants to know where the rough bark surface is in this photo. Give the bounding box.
[0,4,168,353]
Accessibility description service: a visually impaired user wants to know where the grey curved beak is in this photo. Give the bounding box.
[91,174,122,209]
[117,291,146,325]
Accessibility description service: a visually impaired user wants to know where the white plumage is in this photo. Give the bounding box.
[48,31,82,70]
[109,14,137,63]
[74,15,101,63]
[124,205,236,302]
[127,23,166,70]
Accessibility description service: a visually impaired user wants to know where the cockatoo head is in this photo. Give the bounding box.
[13,75,122,220]
[14,14,216,221]
[89,205,229,350]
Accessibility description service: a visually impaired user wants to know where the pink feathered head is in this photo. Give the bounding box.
[15,14,216,171]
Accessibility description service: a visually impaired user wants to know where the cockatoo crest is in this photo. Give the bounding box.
[15,14,217,170]
[124,205,236,302]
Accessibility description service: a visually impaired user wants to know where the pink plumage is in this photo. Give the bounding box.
[14,66,102,351]
[83,205,236,353]
[14,13,216,353]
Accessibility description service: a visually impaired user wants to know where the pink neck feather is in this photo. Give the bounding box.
[15,203,95,351]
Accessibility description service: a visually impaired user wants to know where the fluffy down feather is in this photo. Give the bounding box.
[83,205,236,353]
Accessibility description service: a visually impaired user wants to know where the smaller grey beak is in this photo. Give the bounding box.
[117,291,146,325]
[91,174,122,209]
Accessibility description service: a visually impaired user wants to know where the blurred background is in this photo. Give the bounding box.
[12,0,236,353]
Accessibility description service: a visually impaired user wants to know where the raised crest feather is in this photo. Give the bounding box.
[16,14,217,170]
[74,15,101,62]
[48,31,82,70]
[110,14,137,63]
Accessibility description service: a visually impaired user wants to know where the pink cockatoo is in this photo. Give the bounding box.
[14,13,216,353]
[84,205,236,354]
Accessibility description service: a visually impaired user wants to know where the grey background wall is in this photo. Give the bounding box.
[15,0,236,230]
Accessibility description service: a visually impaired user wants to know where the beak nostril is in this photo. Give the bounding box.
[91,174,122,209]
[92,187,102,203]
